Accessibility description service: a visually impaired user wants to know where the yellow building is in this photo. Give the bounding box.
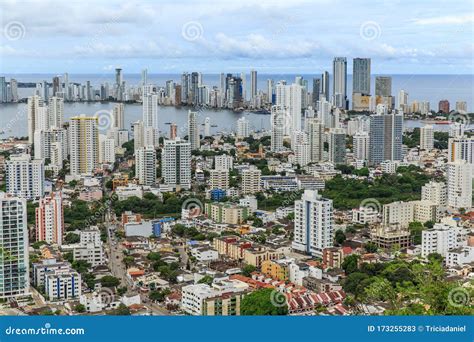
[261,259,289,281]
[205,202,249,225]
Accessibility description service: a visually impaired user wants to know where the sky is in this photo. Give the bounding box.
[0,0,473,74]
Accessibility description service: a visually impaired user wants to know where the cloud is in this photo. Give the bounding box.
[412,13,474,25]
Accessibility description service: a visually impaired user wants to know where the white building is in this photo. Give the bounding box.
[162,138,192,190]
[135,146,156,186]
[420,125,434,150]
[188,110,200,150]
[270,105,285,152]
[214,154,233,170]
[44,269,81,301]
[421,181,447,206]
[353,131,369,162]
[292,190,334,257]
[446,246,474,267]
[421,223,467,258]
[112,103,125,129]
[0,194,29,299]
[447,160,472,209]
[5,154,44,200]
[99,134,116,164]
[236,117,250,139]
[61,227,105,267]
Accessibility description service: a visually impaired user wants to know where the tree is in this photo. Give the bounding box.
[341,254,359,275]
[240,288,288,315]
[334,229,346,245]
[241,265,257,277]
[111,303,130,315]
[74,304,86,313]
[364,242,378,253]
[100,275,120,288]
[65,232,80,244]
[409,221,424,245]
[197,275,213,285]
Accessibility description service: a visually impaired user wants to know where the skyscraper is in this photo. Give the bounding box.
[250,70,257,100]
[237,117,250,139]
[420,125,434,150]
[352,58,371,94]
[36,192,64,246]
[27,95,44,143]
[321,71,329,101]
[136,146,157,186]
[113,103,125,129]
[368,111,403,165]
[69,116,99,175]
[447,160,472,209]
[329,128,346,164]
[292,190,334,257]
[353,131,370,161]
[142,93,159,129]
[270,105,285,152]
[312,78,320,108]
[48,96,64,129]
[5,154,45,200]
[162,138,192,189]
[204,117,211,137]
[332,57,348,109]
[352,58,371,111]
[0,193,29,299]
[306,118,323,163]
[187,110,200,150]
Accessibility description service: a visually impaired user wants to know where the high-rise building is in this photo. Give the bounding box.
[448,137,474,169]
[352,58,371,111]
[447,160,472,209]
[250,70,257,100]
[420,125,434,150]
[398,90,409,112]
[276,82,302,132]
[455,101,467,112]
[204,117,211,137]
[162,138,192,189]
[306,118,323,163]
[170,123,178,140]
[0,194,29,299]
[368,112,403,165]
[353,131,370,161]
[332,57,348,109]
[5,154,44,200]
[113,103,124,129]
[69,116,99,175]
[270,105,285,152]
[329,128,346,164]
[36,192,64,246]
[209,169,229,190]
[187,110,200,150]
[321,71,329,101]
[143,93,159,129]
[214,154,234,170]
[421,181,447,206]
[48,96,64,129]
[312,78,320,107]
[242,168,261,194]
[292,190,334,257]
[375,76,394,109]
[27,95,44,143]
[135,146,156,186]
[439,100,450,114]
[236,117,249,139]
[99,134,115,164]
[352,58,371,94]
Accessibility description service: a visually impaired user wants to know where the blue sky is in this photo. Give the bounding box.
[0,0,473,74]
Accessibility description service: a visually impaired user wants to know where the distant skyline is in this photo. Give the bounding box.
[1,0,473,74]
